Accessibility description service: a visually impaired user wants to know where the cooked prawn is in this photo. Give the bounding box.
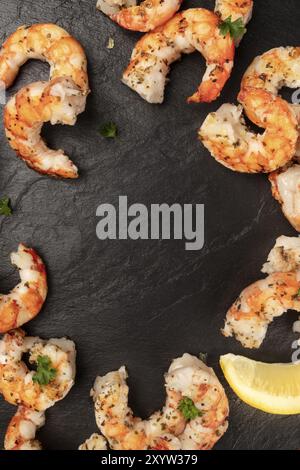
[0,329,76,411]
[79,433,108,450]
[4,406,45,450]
[91,354,229,450]
[222,236,300,349]
[4,77,86,178]
[269,164,300,232]
[97,0,253,36]
[200,46,300,173]
[0,24,89,178]
[0,244,47,334]
[123,9,235,104]
[96,0,183,32]
[199,94,298,173]
[0,24,89,94]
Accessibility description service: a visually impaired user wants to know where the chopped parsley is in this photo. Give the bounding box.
[0,197,12,216]
[219,16,246,41]
[178,397,203,421]
[32,356,57,386]
[100,122,118,138]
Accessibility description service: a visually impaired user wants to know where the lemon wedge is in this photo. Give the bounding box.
[220,353,300,415]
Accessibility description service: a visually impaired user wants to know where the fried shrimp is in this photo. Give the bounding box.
[4,77,86,178]
[0,24,89,94]
[97,0,253,35]
[97,0,183,32]
[79,434,108,450]
[91,354,229,450]
[123,9,235,104]
[4,406,45,450]
[0,24,89,178]
[0,244,47,334]
[269,164,300,232]
[222,236,300,349]
[200,47,300,173]
[0,329,76,411]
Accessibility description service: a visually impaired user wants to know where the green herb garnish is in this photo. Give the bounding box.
[178,397,203,421]
[0,197,12,216]
[100,122,118,138]
[219,16,246,41]
[32,356,57,386]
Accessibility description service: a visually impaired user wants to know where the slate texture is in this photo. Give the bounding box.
[0,0,299,450]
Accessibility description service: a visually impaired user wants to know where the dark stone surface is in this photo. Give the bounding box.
[0,0,300,450]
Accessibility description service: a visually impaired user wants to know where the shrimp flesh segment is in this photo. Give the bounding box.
[79,433,108,450]
[123,9,235,104]
[4,406,45,450]
[0,24,89,94]
[269,164,300,232]
[222,236,300,349]
[199,47,300,173]
[4,78,86,178]
[0,329,76,411]
[97,0,183,32]
[0,244,47,334]
[91,354,229,450]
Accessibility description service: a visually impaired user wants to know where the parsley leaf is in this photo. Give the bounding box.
[0,197,12,216]
[32,355,57,386]
[100,122,118,138]
[178,397,203,421]
[219,16,246,41]
[296,288,300,299]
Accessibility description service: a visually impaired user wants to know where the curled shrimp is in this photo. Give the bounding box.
[79,434,108,450]
[0,24,89,178]
[4,407,45,450]
[0,24,89,94]
[222,236,300,349]
[0,244,47,334]
[123,9,235,104]
[90,354,229,450]
[97,0,183,32]
[0,329,76,411]
[4,77,86,178]
[199,47,300,173]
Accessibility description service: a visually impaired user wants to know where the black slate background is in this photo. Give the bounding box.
[0,0,300,450]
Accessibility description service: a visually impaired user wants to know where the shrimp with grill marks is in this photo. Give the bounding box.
[90,354,229,450]
[0,244,47,334]
[222,236,300,348]
[0,24,89,178]
[0,329,76,411]
[200,47,300,173]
